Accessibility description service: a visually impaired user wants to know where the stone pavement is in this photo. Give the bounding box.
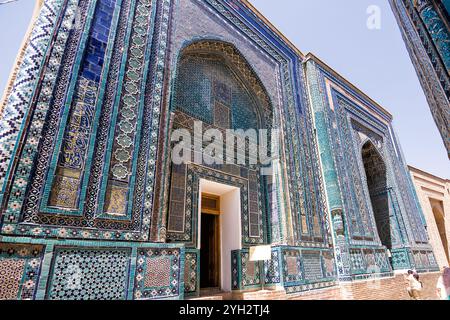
[289,272,442,300]
[189,272,443,300]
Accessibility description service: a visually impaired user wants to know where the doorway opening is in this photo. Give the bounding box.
[361,141,392,250]
[200,194,221,289]
[198,179,241,293]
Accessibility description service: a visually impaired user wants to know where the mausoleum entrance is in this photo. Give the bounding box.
[361,141,392,250]
[199,179,241,292]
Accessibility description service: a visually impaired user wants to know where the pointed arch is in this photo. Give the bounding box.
[361,140,392,249]
[171,39,274,129]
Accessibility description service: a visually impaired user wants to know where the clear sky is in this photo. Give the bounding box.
[0,0,448,178]
[248,0,449,178]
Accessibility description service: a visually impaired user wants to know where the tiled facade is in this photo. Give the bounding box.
[390,0,450,157]
[0,0,439,300]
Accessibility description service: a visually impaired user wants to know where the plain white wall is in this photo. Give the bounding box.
[220,188,242,292]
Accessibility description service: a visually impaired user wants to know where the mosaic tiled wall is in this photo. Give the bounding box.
[231,246,336,293]
[231,248,266,291]
[391,247,437,272]
[162,0,333,250]
[46,247,132,300]
[389,0,450,156]
[0,0,172,242]
[0,0,332,299]
[349,247,391,277]
[0,243,44,300]
[279,247,336,293]
[0,241,184,300]
[166,48,269,247]
[133,247,183,299]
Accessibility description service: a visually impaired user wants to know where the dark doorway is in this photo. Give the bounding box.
[200,213,220,288]
[362,141,392,250]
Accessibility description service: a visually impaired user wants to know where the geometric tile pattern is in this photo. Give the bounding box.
[282,249,302,284]
[411,249,437,271]
[302,251,323,282]
[46,248,131,300]
[391,0,450,155]
[231,250,240,290]
[322,251,336,278]
[278,247,337,292]
[232,248,278,291]
[391,248,411,270]
[144,257,171,288]
[241,252,261,287]
[350,249,366,273]
[0,259,25,300]
[286,257,299,275]
[348,247,392,276]
[374,250,391,272]
[0,0,65,190]
[174,54,259,131]
[0,243,44,300]
[263,249,281,285]
[134,248,182,300]
[0,0,167,242]
[184,250,199,296]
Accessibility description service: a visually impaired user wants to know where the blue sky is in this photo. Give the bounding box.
[0,0,448,178]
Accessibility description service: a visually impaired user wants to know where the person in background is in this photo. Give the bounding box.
[405,269,422,300]
[436,267,450,300]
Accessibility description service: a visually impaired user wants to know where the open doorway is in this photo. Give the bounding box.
[198,179,241,293]
[361,141,392,250]
[200,194,221,289]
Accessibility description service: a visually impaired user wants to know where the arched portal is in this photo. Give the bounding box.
[361,141,392,250]
[165,40,274,293]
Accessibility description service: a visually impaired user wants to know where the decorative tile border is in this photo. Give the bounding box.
[183,248,199,296]
[0,243,45,300]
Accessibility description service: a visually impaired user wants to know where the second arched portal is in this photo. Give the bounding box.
[361,141,392,250]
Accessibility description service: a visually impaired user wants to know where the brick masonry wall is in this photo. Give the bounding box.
[289,272,442,300]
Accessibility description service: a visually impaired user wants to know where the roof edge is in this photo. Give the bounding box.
[240,0,305,58]
[408,165,450,183]
[304,53,394,121]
